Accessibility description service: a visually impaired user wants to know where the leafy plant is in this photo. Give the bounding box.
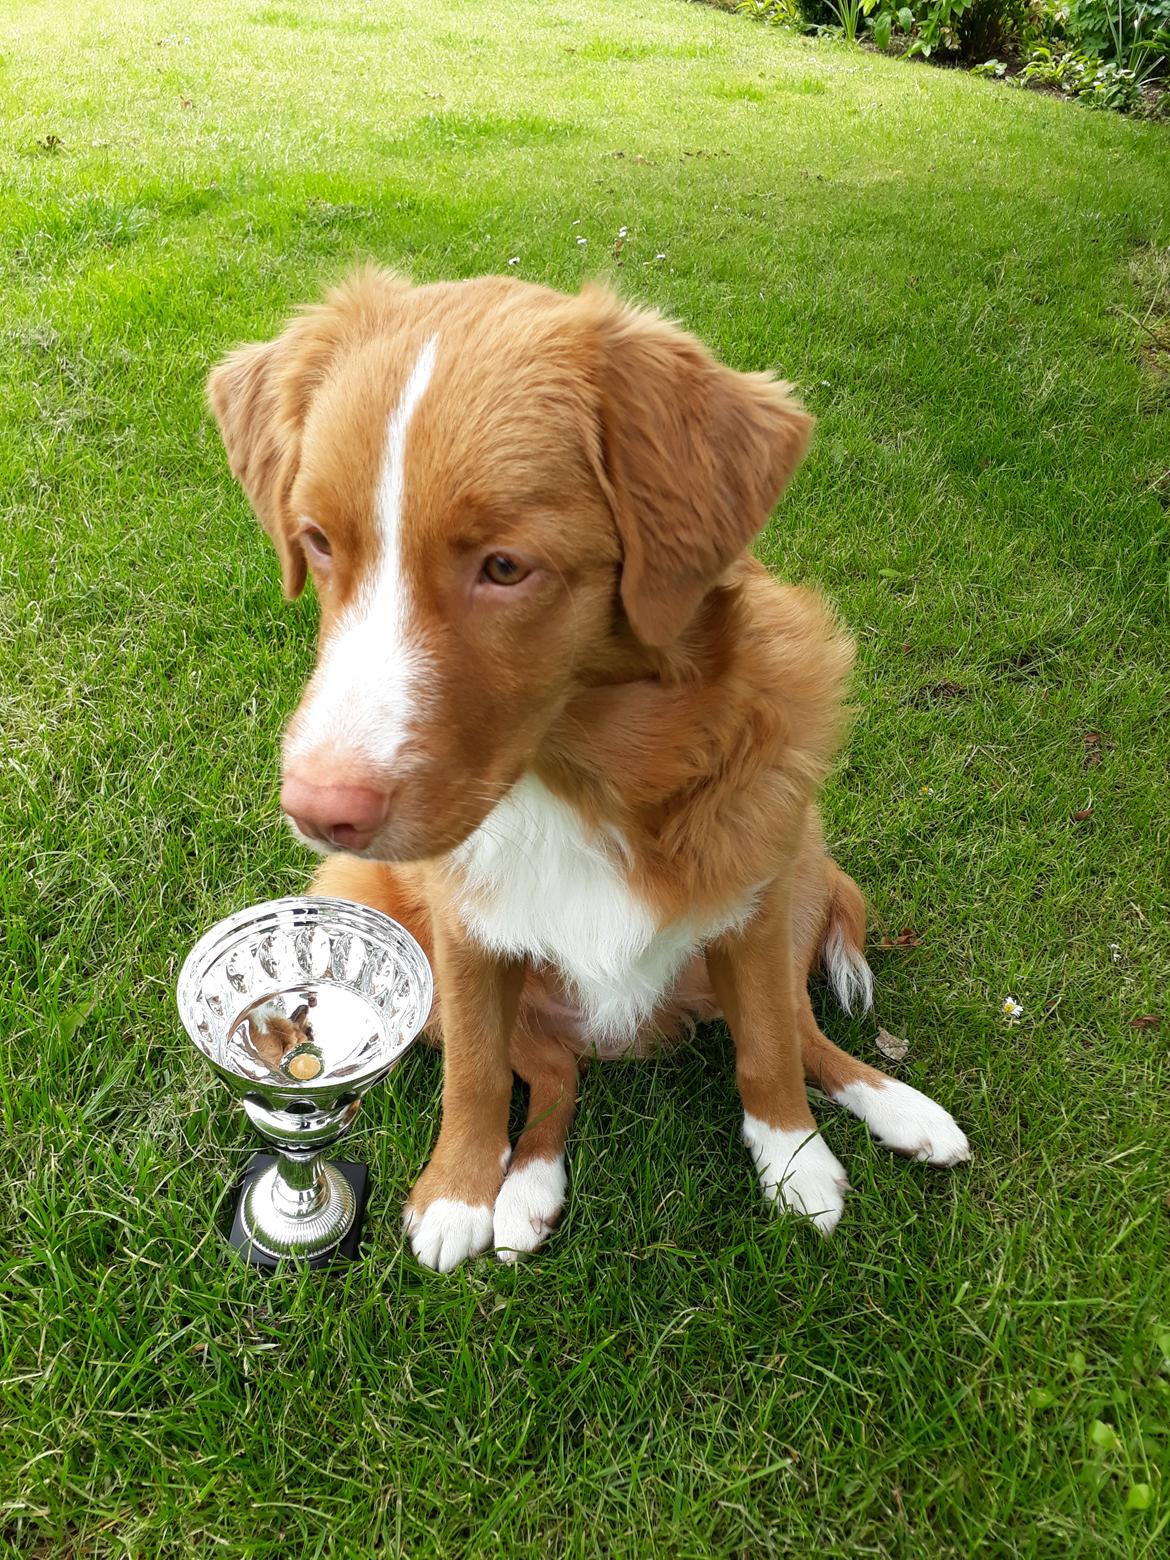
[867,0,975,55]
[869,0,1071,58]
[1018,41,1148,104]
[1067,0,1170,60]
[1080,56,1150,101]
[829,0,877,41]
[870,3,914,49]
[912,0,975,54]
[733,0,807,25]
[959,0,1046,56]
[1019,39,1086,77]
[736,0,1167,88]
[964,0,1168,110]
[733,0,789,21]
[735,0,880,34]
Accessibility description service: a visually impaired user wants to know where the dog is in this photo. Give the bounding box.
[208,267,969,1271]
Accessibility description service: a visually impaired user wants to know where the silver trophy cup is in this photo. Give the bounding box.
[177,896,433,1264]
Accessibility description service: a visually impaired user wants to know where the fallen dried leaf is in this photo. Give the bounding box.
[879,927,922,950]
[1070,805,1093,822]
[876,1027,910,1061]
[1081,731,1108,769]
[1131,1015,1162,1029]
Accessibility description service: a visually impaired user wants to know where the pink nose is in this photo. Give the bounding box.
[280,776,390,852]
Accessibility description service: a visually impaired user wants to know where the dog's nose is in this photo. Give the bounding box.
[280,776,390,852]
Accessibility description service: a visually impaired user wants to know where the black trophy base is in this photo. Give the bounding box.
[223,1152,370,1269]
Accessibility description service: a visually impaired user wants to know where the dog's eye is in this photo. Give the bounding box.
[481,554,529,587]
[301,527,332,561]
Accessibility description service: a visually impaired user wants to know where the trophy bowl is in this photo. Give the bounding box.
[177,896,433,1264]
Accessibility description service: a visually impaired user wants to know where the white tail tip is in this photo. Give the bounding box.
[822,924,875,1015]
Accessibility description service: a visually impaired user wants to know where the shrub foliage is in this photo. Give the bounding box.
[729,0,1169,111]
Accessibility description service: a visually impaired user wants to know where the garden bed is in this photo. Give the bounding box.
[713,0,1170,119]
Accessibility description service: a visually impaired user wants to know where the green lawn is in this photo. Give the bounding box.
[2,0,1169,1553]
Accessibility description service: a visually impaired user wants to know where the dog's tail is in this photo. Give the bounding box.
[818,864,874,1015]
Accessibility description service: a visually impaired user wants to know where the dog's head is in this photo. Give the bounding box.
[208,268,812,861]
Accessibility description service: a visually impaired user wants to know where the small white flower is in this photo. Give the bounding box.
[1109,943,1121,963]
[1001,997,1024,1024]
[577,236,587,246]
[618,226,628,238]
[507,256,520,266]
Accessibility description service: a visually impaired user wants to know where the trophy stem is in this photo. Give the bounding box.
[240,1149,357,1260]
[272,1149,329,1210]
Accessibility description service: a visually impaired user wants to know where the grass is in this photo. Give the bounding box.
[1,0,1169,1553]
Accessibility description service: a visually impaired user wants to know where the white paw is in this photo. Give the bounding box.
[833,1078,971,1166]
[403,1197,494,1272]
[742,1115,849,1236]
[492,1157,567,1262]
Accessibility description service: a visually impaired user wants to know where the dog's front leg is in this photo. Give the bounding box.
[708,875,850,1236]
[403,911,523,1272]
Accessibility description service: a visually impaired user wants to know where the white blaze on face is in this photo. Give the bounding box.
[285,334,440,772]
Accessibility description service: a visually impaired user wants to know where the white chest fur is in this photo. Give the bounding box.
[448,774,756,1044]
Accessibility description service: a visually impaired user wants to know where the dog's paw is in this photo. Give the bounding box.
[403,1198,494,1272]
[834,1078,971,1166]
[493,1156,567,1262]
[742,1115,849,1236]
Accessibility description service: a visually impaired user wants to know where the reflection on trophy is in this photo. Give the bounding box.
[177,897,433,1266]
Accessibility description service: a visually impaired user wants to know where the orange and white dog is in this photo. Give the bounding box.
[209,268,969,1271]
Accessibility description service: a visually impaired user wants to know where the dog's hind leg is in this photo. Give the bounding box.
[493,1026,582,1262]
[796,997,970,1167]
[793,858,968,1165]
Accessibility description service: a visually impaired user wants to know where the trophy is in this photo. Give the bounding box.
[177,896,433,1266]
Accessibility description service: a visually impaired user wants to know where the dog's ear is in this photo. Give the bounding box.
[207,267,411,599]
[589,293,814,647]
[207,333,311,599]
